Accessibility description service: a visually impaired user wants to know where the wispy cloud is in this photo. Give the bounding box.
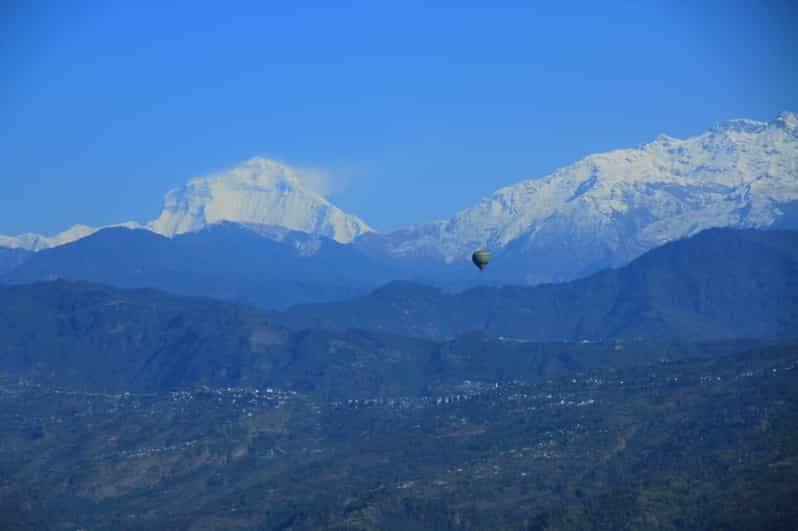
[283,159,374,199]
[291,164,349,198]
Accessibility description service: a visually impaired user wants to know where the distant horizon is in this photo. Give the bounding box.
[3,2,797,235]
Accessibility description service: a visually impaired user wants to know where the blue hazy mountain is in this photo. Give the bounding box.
[0,277,767,396]
[278,228,798,341]
[2,222,402,309]
[6,226,797,339]
[0,246,31,275]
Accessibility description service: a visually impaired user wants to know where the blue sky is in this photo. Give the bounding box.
[2,0,796,235]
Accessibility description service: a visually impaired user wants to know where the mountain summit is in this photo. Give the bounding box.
[359,111,798,284]
[147,157,373,243]
[0,158,373,250]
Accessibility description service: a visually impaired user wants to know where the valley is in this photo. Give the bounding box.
[1,343,796,530]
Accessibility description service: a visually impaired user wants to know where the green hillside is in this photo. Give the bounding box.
[1,344,796,530]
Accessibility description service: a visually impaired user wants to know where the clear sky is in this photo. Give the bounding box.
[2,0,797,235]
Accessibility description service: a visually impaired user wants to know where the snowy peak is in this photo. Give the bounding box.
[147,157,373,243]
[0,225,94,252]
[375,111,798,282]
[710,118,767,135]
[0,222,142,252]
[0,158,372,251]
[710,111,797,135]
[772,111,798,130]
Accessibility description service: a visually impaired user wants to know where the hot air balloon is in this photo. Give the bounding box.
[472,249,490,271]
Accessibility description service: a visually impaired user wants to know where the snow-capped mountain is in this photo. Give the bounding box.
[147,157,372,243]
[2,112,796,289]
[0,158,373,250]
[358,111,798,284]
[0,222,143,252]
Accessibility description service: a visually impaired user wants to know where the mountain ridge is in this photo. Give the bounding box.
[354,111,798,284]
[2,112,796,286]
[1,222,398,309]
[278,228,798,341]
[0,274,776,396]
[0,157,373,250]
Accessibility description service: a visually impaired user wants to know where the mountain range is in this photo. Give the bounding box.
[278,228,798,340]
[2,222,398,309]
[1,228,794,397]
[2,112,796,292]
[361,111,798,284]
[0,158,372,252]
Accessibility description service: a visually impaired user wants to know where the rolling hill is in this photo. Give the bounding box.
[279,228,798,341]
[0,278,766,397]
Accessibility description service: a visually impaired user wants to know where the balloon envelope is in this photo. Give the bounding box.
[472,249,490,270]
